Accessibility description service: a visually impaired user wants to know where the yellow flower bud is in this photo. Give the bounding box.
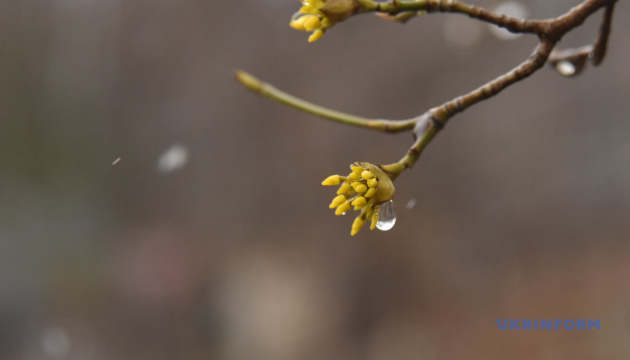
[291,0,342,43]
[322,175,341,186]
[351,217,364,236]
[351,196,366,207]
[300,5,319,15]
[290,15,308,30]
[356,162,395,204]
[308,29,324,42]
[364,188,377,198]
[361,170,374,180]
[370,214,379,230]
[329,194,346,208]
[351,182,368,194]
[322,162,396,236]
[335,201,351,215]
[351,182,363,190]
[336,183,352,194]
[304,16,321,31]
[351,166,364,175]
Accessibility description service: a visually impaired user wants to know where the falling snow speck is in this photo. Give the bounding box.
[376,200,396,231]
[157,144,189,173]
[406,199,416,210]
[112,157,121,165]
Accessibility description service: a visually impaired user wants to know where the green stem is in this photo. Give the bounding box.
[382,125,438,178]
[235,71,416,133]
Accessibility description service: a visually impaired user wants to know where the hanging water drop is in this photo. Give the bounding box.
[376,200,396,231]
[556,60,576,77]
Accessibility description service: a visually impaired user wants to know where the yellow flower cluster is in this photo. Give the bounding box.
[290,0,333,42]
[322,162,395,236]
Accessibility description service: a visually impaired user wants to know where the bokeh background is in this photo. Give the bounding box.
[2,0,629,359]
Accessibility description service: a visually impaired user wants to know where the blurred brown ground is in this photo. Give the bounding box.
[1,0,629,359]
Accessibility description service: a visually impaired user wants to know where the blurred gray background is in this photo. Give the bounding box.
[1,0,629,359]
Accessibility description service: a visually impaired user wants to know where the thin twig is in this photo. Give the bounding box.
[235,71,416,133]
[591,1,616,66]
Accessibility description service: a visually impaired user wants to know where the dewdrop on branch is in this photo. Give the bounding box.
[322,162,397,236]
[556,61,577,76]
[550,55,588,77]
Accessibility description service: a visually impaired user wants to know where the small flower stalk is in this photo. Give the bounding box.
[322,162,395,236]
[290,0,360,42]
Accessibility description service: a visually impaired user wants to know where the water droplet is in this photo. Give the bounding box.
[555,60,576,77]
[376,200,396,231]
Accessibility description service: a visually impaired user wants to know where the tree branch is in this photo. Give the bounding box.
[381,0,617,171]
[238,0,617,178]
